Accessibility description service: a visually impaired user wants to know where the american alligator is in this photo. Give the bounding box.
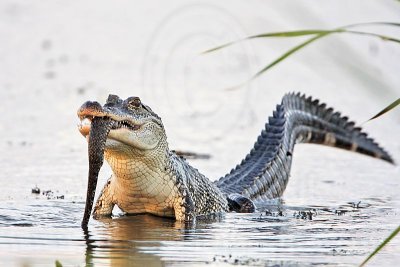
[78,93,393,227]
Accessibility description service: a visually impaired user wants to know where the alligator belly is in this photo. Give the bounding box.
[115,192,176,218]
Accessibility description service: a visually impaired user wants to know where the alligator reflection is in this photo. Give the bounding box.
[83,214,221,266]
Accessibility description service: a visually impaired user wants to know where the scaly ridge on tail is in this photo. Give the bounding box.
[215,93,394,201]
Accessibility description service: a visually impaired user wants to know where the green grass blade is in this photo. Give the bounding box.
[359,225,400,267]
[202,40,244,54]
[203,28,400,54]
[229,29,400,83]
[202,29,343,54]
[344,21,400,28]
[346,30,400,44]
[204,21,400,87]
[250,30,400,80]
[367,98,400,121]
[249,30,340,38]
[203,21,400,54]
[251,32,331,79]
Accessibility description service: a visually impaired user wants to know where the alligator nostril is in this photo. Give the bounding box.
[106,94,121,104]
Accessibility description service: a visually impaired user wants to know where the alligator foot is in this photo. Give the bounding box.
[227,193,256,213]
[93,177,115,218]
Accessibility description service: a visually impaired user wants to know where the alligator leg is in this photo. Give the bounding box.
[173,183,196,221]
[227,193,256,213]
[93,177,115,217]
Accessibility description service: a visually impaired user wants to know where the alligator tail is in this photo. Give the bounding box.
[215,93,394,201]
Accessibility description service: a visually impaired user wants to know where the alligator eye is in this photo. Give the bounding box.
[129,97,141,108]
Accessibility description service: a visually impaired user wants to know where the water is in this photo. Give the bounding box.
[1,1,400,266]
[0,192,399,266]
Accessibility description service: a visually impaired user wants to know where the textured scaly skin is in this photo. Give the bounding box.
[94,150,228,221]
[78,93,393,222]
[215,93,393,201]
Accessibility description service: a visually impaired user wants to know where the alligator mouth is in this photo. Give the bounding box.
[78,116,142,137]
[111,120,141,131]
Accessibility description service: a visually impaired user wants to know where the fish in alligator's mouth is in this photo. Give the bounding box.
[78,116,142,137]
[81,116,111,229]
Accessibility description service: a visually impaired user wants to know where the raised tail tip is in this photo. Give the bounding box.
[376,151,395,165]
[350,138,395,165]
[357,138,395,165]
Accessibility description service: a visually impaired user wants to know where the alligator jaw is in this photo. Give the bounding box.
[78,117,143,137]
[77,100,144,138]
[81,117,112,229]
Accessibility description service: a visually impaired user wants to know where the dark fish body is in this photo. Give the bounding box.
[81,117,111,228]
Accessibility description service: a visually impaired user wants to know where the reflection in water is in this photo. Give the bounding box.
[69,198,399,266]
[85,215,197,267]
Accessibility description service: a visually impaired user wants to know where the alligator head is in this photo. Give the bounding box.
[77,94,166,227]
[78,94,165,152]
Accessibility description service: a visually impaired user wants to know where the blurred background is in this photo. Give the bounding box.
[0,1,399,266]
[1,0,399,196]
